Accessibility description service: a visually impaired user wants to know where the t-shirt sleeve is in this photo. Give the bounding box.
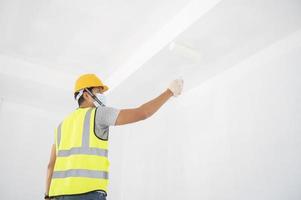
[94,106,120,140]
[96,106,120,126]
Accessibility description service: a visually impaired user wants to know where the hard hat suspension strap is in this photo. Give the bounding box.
[84,88,105,106]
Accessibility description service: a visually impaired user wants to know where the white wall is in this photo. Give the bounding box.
[116,32,301,200]
[0,100,58,199]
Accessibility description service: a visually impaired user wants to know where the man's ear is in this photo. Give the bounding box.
[83,91,91,102]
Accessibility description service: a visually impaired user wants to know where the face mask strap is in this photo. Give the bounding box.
[84,88,105,106]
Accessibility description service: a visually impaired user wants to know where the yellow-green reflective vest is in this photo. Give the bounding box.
[49,107,109,197]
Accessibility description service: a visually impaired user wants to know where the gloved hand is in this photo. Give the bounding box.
[168,79,184,97]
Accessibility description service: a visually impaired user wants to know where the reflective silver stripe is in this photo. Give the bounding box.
[57,123,62,148]
[52,169,108,179]
[57,147,108,157]
[82,108,93,148]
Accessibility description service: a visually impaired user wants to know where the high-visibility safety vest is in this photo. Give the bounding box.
[49,107,110,197]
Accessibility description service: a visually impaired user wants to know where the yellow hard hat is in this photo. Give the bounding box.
[74,74,109,93]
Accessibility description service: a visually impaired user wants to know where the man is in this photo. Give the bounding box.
[45,73,184,200]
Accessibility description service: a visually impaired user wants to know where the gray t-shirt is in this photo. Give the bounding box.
[94,106,120,140]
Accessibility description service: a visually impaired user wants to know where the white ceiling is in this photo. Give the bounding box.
[0,0,301,114]
[0,0,192,76]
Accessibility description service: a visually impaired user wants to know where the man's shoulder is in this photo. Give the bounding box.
[95,106,120,126]
[59,108,93,125]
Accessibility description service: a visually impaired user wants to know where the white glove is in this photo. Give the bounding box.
[168,79,184,97]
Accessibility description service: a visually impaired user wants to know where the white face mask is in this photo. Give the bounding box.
[93,93,107,107]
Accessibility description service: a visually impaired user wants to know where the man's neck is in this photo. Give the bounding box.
[79,104,94,109]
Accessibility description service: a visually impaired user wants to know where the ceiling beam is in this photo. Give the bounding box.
[0,53,75,92]
[105,0,222,93]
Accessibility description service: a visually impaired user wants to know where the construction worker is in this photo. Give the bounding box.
[44,73,184,200]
